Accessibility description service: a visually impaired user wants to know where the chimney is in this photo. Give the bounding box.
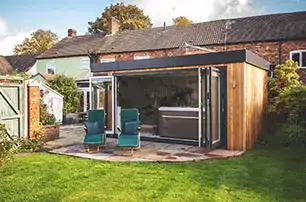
[68,29,77,37]
[107,17,120,35]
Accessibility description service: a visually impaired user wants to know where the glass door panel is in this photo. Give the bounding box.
[200,67,222,148]
[90,76,117,134]
[211,70,221,145]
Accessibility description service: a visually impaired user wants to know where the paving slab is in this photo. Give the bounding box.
[47,124,244,162]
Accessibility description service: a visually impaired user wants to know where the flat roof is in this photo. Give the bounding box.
[91,49,270,73]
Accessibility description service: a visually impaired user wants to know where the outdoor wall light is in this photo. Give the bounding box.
[232,81,237,88]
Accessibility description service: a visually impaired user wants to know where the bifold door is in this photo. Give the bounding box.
[199,67,226,148]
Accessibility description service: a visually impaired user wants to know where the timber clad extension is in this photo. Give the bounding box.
[91,50,269,150]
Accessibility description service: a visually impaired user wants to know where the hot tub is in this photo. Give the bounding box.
[158,107,201,140]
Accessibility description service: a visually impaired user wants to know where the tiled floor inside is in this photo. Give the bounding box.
[49,138,244,162]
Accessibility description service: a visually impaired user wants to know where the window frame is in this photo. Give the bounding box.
[290,50,306,69]
[46,61,56,74]
[80,58,90,69]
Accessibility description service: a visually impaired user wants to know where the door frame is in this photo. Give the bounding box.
[78,87,90,112]
[198,66,227,148]
[89,75,118,135]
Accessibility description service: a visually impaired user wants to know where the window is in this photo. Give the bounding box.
[100,58,116,63]
[81,58,90,69]
[46,61,55,74]
[134,55,150,60]
[290,50,306,68]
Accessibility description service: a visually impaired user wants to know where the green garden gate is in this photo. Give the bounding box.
[0,76,27,139]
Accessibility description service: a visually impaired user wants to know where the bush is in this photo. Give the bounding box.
[277,124,306,147]
[273,85,306,124]
[40,102,56,125]
[269,60,301,100]
[48,75,81,114]
[0,124,15,166]
[0,124,43,166]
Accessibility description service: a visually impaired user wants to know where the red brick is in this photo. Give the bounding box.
[28,86,40,139]
[97,39,306,81]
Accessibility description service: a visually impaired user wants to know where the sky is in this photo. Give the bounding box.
[0,0,305,55]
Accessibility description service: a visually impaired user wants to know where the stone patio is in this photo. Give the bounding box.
[44,124,85,149]
[46,124,244,162]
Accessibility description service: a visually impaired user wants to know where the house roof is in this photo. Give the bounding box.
[36,33,106,59]
[5,53,39,72]
[38,11,306,59]
[31,72,56,80]
[0,56,13,74]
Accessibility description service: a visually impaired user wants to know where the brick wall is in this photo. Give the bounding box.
[97,39,306,80]
[98,39,306,65]
[28,82,40,139]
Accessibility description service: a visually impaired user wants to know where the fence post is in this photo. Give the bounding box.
[28,80,40,139]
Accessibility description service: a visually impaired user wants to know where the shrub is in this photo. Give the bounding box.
[277,124,306,147]
[1,123,43,167]
[0,124,16,166]
[269,60,301,100]
[47,75,81,114]
[273,85,306,124]
[40,102,56,125]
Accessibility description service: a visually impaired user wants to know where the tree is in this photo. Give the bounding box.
[172,16,193,26]
[269,60,301,99]
[88,3,152,34]
[13,29,58,55]
[47,75,81,114]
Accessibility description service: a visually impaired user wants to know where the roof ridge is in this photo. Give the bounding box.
[110,10,306,35]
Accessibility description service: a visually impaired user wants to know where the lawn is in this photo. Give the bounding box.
[0,144,305,202]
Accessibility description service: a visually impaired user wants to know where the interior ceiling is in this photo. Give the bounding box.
[121,70,198,79]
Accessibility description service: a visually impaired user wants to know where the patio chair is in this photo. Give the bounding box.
[117,109,141,155]
[83,109,106,152]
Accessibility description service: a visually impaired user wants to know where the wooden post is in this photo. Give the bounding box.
[28,80,41,139]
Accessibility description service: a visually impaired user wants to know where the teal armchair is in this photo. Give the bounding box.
[83,109,106,152]
[117,109,141,154]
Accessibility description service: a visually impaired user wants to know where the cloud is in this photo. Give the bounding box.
[0,32,33,56]
[0,17,7,36]
[121,0,264,26]
[0,17,33,55]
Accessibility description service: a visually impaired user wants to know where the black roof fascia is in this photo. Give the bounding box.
[91,49,270,73]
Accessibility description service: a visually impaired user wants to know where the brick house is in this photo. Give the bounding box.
[92,11,306,80]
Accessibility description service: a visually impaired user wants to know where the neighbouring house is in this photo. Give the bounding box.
[36,29,106,113]
[36,11,306,114]
[4,53,40,75]
[91,11,306,79]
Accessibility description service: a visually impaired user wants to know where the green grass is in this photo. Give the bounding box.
[0,145,305,202]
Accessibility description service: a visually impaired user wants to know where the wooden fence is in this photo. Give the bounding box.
[0,76,27,139]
